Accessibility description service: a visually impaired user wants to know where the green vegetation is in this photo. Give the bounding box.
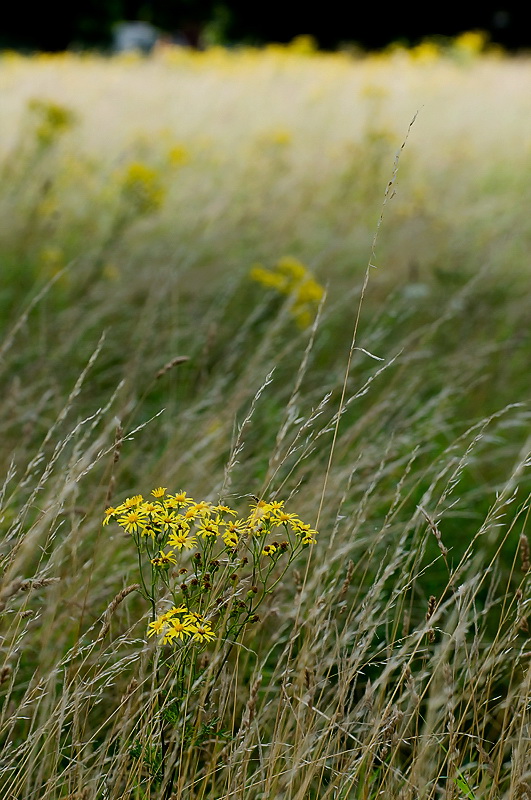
[1,42,531,799]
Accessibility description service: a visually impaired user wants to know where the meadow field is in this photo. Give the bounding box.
[1,36,531,799]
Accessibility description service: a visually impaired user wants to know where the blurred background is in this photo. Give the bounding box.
[3,2,531,52]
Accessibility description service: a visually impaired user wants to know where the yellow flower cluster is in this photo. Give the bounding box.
[28,98,76,145]
[250,256,324,329]
[104,489,317,647]
[147,605,215,644]
[119,161,165,214]
[104,489,317,549]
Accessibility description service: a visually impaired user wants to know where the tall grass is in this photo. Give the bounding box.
[1,41,531,799]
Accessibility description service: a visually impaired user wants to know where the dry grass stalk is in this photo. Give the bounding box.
[20,577,60,591]
[0,665,12,684]
[0,576,23,611]
[520,533,530,573]
[419,505,448,557]
[112,421,124,464]
[338,559,355,602]
[239,673,262,735]
[425,594,437,643]
[99,583,140,639]
[155,355,190,379]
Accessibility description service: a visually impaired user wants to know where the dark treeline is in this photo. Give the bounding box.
[3,2,531,52]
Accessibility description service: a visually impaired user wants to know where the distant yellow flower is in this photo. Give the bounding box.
[454,30,487,55]
[292,307,313,330]
[267,127,292,146]
[288,34,318,55]
[249,265,289,292]
[296,279,324,304]
[276,256,307,280]
[28,98,76,145]
[249,257,324,329]
[152,487,167,498]
[120,162,164,214]
[168,144,190,165]
[38,245,64,278]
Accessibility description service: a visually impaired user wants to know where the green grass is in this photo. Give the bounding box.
[0,44,531,799]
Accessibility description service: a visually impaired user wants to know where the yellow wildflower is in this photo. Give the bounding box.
[102,507,117,525]
[293,522,318,542]
[184,611,204,625]
[168,531,196,550]
[117,495,144,511]
[117,509,148,534]
[214,504,236,516]
[163,619,196,643]
[198,518,221,538]
[167,491,194,508]
[272,511,299,527]
[248,500,273,527]
[151,549,178,567]
[154,511,180,531]
[160,606,187,621]
[147,618,167,638]
[189,501,213,515]
[140,501,160,515]
[190,623,216,643]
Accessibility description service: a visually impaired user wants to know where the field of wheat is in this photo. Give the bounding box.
[1,36,531,799]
